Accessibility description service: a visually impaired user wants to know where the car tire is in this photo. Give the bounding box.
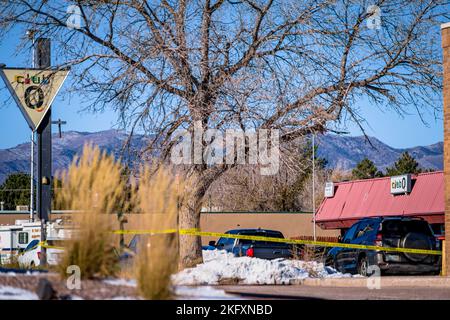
[333,258,341,273]
[357,256,369,277]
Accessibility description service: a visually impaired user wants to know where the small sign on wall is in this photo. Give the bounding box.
[324,182,335,198]
[390,174,411,194]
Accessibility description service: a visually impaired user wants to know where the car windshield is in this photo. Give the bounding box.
[237,230,286,246]
[25,240,39,251]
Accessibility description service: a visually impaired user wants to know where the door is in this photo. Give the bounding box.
[335,222,360,271]
[346,220,377,273]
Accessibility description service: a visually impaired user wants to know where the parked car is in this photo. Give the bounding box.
[205,228,292,260]
[18,239,64,268]
[325,217,441,276]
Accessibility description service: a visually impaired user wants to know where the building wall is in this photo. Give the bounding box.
[442,22,450,275]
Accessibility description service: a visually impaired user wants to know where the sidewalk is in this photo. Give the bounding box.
[219,277,450,300]
[296,276,450,288]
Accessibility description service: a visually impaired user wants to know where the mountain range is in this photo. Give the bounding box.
[0,129,443,183]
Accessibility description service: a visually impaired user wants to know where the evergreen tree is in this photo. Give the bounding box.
[352,158,383,180]
[386,152,421,176]
[0,173,31,210]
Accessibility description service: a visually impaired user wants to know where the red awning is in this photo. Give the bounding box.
[315,171,444,229]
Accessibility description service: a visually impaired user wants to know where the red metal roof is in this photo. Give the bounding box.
[315,171,444,229]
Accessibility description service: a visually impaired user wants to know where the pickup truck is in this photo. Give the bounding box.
[204,228,292,260]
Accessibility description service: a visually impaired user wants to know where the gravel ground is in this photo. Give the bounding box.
[0,273,139,300]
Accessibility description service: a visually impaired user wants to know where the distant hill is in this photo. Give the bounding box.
[0,130,443,183]
[316,135,443,172]
[0,130,148,184]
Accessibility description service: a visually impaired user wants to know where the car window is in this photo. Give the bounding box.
[217,237,234,246]
[355,221,375,239]
[237,231,286,247]
[382,220,433,237]
[25,240,39,251]
[343,223,359,241]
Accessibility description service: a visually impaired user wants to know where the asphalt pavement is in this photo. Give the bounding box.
[219,276,450,300]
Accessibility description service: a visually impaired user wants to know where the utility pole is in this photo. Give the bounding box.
[34,38,51,266]
[51,118,67,138]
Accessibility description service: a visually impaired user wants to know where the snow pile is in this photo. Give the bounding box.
[0,286,38,300]
[172,250,352,285]
[104,277,234,299]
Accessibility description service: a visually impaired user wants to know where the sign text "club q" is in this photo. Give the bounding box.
[15,73,51,85]
[390,174,411,195]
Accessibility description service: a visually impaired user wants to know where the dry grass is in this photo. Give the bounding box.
[0,254,26,269]
[133,166,182,300]
[55,144,126,279]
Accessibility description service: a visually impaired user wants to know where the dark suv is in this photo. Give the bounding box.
[325,217,441,276]
[204,229,292,260]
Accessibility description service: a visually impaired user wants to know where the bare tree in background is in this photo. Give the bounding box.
[0,0,447,268]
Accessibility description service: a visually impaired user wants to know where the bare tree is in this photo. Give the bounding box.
[1,0,447,268]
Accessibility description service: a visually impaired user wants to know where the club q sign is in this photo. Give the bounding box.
[0,67,69,131]
[390,174,411,195]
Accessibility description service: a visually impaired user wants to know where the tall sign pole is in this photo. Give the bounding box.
[35,38,51,265]
[28,29,36,223]
[30,131,34,221]
[0,39,69,267]
[35,38,52,221]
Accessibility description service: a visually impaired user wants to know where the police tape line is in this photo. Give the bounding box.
[25,229,441,256]
[112,228,442,256]
[17,241,64,256]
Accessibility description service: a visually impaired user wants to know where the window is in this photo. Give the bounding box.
[217,237,234,247]
[18,232,29,245]
[355,221,375,239]
[343,223,359,242]
[237,231,286,247]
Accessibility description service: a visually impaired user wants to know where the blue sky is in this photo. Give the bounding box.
[0,26,444,150]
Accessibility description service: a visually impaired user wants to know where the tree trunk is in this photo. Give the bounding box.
[178,192,204,269]
[178,167,227,269]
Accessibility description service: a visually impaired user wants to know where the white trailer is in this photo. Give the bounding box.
[0,220,41,264]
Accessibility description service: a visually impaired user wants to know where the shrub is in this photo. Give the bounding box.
[55,144,125,279]
[133,166,182,300]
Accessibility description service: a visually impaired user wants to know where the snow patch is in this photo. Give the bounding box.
[172,250,353,285]
[0,286,38,300]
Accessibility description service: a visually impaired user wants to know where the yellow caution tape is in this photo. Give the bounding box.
[40,242,65,250]
[112,229,179,235]
[194,230,442,255]
[113,228,441,255]
[22,228,441,256]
